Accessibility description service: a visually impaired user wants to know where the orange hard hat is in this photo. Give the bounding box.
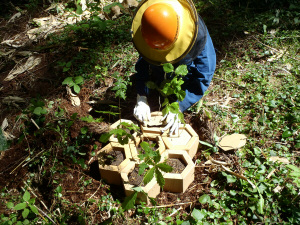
[131,0,199,65]
[141,3,179,50]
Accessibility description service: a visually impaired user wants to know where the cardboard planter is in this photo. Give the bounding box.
[97,142,131,185]
[121,161,160,205]
[161,124,199,158]
[109,119,140,144]
[140,111,164,138]
[129,135,166,162]
[161,150,195,193]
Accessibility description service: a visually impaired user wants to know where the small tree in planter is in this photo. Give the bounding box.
[129,135,166,162]
[121,142,173,209]
[98,121,140,185]
[146,63,188,133]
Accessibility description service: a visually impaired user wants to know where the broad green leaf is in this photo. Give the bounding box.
[143,167,155,185]
[33,107,42,116]
[122,191,138,210]
[73,84,80,93]
[22,208,29,219]
[163,63,174,73]
[226,174,236,183]
[199,194,211,204]
[199,140,214,148]
[56,186,62,193]
[76,4,83,14]
[14,202,27,210]
[157,163,173,172]
[6,202,14,209]
[132,186,143,192]
[191,208,205,221]
[74,76,84,84]
[204,109,212,120]
[23,191,30,202]
[62,77,73,85]
[99,133,112,143]
[29,204,38,214]
[155,167,165,188]
[282,130,293,138]
[175,65,188,76]
[257,196,264,214]
[66,61,72,68]
[138,162,149,175]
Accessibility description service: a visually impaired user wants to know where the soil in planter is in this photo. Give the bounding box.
[128,167,145,186]
[166,158,186,173]
[103,150,125,166]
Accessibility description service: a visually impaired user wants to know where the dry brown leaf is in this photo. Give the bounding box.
[269,156,289,164]
[218,134,247,151]
[66,86,81,106]
[5,56,42,81]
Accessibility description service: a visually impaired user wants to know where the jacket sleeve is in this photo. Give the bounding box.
[178,31,216,112]
[134,57,150,96]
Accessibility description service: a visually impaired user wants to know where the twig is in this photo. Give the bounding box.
[252,36,300,62]
[31,118,40,130]
[22,149,46,167]
[144,201,193,209]
[23,181,49,211]
[80,184,102,207]
[209,156,230,166]
[221,165,256,189]
[10,155,29,174]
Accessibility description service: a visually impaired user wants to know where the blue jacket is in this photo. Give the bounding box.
[134,18,216,112]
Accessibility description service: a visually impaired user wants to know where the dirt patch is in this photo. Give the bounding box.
[166,158,186,174]
[128,167,144,186]
[103,150,125,166]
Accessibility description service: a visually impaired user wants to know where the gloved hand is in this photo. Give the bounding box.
[161,111,181,136]
[133,94,151,125]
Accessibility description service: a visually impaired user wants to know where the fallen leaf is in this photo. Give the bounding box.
[5,56,42,81]
[66,86,81,106]
[269,156,289,164]
[218,134,247,151]
[8,12,22,23]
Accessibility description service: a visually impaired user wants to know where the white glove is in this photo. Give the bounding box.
[161,111,181,136]
[133,95,151,125]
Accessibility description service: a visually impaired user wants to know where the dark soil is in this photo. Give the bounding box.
[104,150,125,166]
[166,158,186,174]
[128,167,144,186]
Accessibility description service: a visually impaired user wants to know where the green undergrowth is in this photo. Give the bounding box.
[1,0,299,224]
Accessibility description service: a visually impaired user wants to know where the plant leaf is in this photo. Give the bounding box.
[23,191,30,202]
[22,208,29,219]
[143,167,155,185]
[29,204,38,214]
[199,194,211,204]
[6,202,14,209]
[175,65,188,76]
[155,167,165,188]
[163,63,174,73]
[73,84,80,93]
[191,208,205,221]
[257,196,264,214]
[157,163,173,173]
[14,202,27,210]
[122,191,138,210]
